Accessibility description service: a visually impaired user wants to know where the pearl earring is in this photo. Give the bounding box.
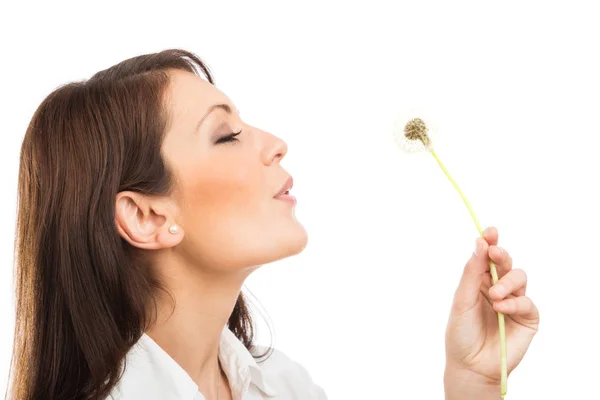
[168,225,179,234]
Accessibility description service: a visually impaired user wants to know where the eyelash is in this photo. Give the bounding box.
[216,129,242,144]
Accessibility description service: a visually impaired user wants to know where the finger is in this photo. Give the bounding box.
[452,237,490,314]
[488,245,513,279]
[493,296,539,321]
[489,268,527,300]
[483,226,498,246]
[479,271,495,306]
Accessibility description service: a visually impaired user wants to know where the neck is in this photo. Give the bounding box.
[145,257,253,397]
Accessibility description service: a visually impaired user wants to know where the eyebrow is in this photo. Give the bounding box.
[195,103,238,132]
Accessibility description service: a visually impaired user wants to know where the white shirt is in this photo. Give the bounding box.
[106,327,327,400]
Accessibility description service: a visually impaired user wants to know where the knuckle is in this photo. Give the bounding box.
[521,297,533,312]
[505,269,519,282]
[515,268,527,281]
[506,298,517,312]
[515,299,523,313]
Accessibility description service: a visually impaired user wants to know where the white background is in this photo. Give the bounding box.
[1,1,599,398]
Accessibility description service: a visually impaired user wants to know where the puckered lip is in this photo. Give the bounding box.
[274,176,293,197]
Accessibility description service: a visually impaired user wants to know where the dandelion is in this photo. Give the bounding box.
[394,115,508,398]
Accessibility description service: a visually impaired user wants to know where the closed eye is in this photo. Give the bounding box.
[216,129,242,144]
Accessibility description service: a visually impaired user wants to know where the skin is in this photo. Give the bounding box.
[115,69,306,399]
[445,228,539,399]
[115,70,539,399]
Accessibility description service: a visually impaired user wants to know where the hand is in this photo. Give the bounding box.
[444,227,540,393]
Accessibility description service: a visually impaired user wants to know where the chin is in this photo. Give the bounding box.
[287,223,309,255]
[261,222,308,265]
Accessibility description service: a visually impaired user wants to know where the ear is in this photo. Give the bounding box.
[115,191,183,250]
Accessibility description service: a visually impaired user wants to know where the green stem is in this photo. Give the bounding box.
[429,148,508,398]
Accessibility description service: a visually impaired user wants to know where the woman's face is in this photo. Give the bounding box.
[160,69,307,271]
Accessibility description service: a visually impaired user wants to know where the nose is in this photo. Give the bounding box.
[261,131,288,165]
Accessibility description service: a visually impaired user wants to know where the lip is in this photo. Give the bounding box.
[274,176,294,197]
[274,193,297,205]
[274,176,296,205]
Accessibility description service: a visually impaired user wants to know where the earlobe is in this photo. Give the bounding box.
[159,223,184,248]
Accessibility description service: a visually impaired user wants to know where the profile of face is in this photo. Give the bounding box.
[115,69,307,273]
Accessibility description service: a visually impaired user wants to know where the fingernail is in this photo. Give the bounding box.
[493,301,504,312]
[474,239,480,256]
[484,227,497,236]
[492,284,506,298]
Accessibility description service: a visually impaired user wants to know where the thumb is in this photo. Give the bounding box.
[451,237,490,315]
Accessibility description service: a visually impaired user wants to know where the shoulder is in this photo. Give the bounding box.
[252,346,328,399]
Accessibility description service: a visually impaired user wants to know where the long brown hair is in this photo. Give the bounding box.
[8,49,270,400]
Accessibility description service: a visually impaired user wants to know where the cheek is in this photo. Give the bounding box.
[186,166,264,214]
[182,171,280,269]
[179,163,272,256]
[174,154,305,269]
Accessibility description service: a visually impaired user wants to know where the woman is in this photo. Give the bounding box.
[8,49,539,400]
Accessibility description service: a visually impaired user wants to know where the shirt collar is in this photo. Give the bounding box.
[120,327,278,399]
[219,327,277,396]
[219,328,278,397]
